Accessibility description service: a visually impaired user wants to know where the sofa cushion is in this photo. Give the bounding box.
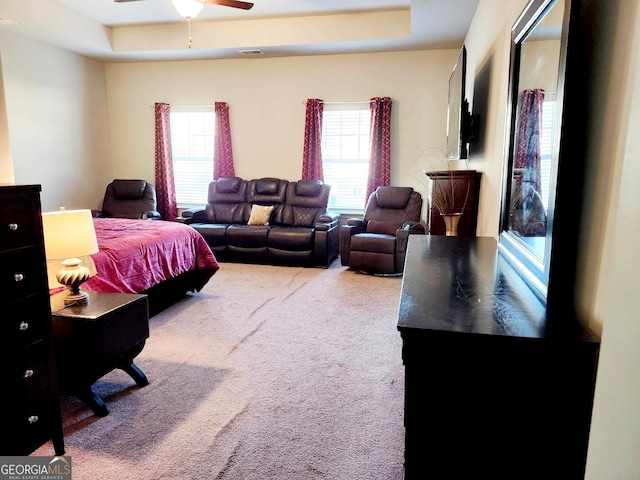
[208,203,245,224]
[366,220,402,235]
[296,179,323,197]
[269,226,314,251]
[227,225,270,248]
[291,207,319,228]
[112,180,147,200]
[375,186,413,209]
[256,178,280,195]
[351,233,397,254]
[189,223,228,249]
[248,204,275,225]
[217,176,242,193]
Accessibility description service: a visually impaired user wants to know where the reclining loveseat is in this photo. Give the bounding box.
[182,176,339,268]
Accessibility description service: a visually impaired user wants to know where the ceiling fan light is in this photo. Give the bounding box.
[172,0,204,19]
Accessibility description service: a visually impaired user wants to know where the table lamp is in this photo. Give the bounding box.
[42,208,99,306]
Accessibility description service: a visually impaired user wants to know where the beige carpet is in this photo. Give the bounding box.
[35,261,406,480]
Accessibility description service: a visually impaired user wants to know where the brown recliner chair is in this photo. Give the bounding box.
[340,186,425,275]
[95,179,161,220]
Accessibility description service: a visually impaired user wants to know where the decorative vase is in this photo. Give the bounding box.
[441,213,462,236]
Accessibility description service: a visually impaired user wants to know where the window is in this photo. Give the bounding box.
[170,109,215,207]
[539,94,557,210]
[321,108,371,212]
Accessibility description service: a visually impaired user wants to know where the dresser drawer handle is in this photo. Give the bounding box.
[14,273,24,282]
[23,369,34,379]
[19,321,29,331]
[27,415,39,424]
[8,223,18,231]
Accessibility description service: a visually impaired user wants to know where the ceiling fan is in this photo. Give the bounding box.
[115,0,254,48]
[114,0,255,15]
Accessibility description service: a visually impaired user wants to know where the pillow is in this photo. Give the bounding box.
[248,204,275,225]
[366,220,402,235]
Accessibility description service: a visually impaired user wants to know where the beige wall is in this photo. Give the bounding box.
[104,49,457,224]
[0,56,14,184]
[576,0,640,477]
[0,30,111,211]
[519,38,561,92]
[462,0,529,238]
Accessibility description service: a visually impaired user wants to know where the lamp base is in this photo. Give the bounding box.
[56,257,92,306]
[63,288,90,306]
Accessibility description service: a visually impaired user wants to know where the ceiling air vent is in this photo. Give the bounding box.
[239,49,264,56]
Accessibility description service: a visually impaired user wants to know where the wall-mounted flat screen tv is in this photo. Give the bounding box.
[446,45,470,159]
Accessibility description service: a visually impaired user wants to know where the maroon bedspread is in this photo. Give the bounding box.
[84,218,219,294]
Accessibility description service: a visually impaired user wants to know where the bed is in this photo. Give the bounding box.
[82,218,219,315]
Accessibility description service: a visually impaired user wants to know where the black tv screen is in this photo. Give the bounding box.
[446,45,469,160]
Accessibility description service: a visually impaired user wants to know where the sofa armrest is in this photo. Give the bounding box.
[146,210,162,220]
[315,212,339,231]
[182,207,206,224]
[347,218,366,231]
[319,212,339,224]
[396,228,410,240]
[314,216,340,267]
[394,223,425,271]
[402,220,426,234]
[339,224,361,266]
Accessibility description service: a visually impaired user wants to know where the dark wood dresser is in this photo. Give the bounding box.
[397,235,599,479]
[0,184,64,455]
[425,169,481,236]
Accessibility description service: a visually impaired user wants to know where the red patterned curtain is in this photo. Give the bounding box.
[301,99,324,180]
[213,102,235,179]
[154,102,177,221]
[365,97,392,202]
[516,89,544,193]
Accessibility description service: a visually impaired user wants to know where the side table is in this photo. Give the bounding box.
[50,291,150,417]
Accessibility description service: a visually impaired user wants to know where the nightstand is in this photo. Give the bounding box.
[50,291,150,417]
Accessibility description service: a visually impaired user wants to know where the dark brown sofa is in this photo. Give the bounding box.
[182,177,339,267]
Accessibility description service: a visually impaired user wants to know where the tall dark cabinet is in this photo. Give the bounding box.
[0,184,64,455]
[425,169,481,236]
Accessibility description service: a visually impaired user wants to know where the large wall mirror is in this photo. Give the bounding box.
[499,0,580,304]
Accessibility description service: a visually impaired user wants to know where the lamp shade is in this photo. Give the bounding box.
[42,208,99,260]
[172,0,204,19]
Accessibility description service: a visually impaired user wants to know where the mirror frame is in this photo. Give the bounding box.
[499,0,586,322]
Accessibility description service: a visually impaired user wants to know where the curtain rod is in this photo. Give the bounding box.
[302,100,371,105]
[172,104,215,108]
[151,104,215,108]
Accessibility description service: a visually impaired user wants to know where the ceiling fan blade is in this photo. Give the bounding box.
[204,0,254,10]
